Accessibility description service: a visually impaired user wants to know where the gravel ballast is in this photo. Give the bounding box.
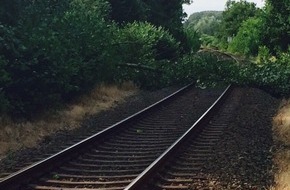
[204,87,280,189]
[0,86,281,189]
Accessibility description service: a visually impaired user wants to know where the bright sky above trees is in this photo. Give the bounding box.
[183,0,265,17]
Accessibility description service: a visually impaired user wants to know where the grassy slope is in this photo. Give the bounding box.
[0,83,137,159]
[272,100,290,190]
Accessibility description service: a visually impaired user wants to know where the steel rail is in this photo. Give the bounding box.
[125,84,232,190]
[0,84,193,190]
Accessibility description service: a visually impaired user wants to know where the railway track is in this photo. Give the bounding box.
[127,86,241,190]
[0,84,232,190]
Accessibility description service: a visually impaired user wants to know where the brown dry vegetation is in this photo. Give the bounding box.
[0,83,137,159]
[272,99,290,190]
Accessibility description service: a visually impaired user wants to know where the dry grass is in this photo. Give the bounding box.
[273,99,290,145]
[271,150,290,190]
[0,82,137,160]
[271,99,290,190]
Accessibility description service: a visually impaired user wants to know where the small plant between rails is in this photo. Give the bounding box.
[0,84,231,190]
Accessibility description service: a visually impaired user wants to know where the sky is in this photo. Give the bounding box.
[183,0,265,17]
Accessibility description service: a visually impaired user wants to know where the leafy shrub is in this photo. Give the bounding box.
[228,17,263,56]
[184,29,201,53]
[189,46,290,97]
[200,34,220,48]
[164,55,198,85]
[241,48,290,96]
[0,0,116,117]
[118,22,180,62]
[114,22,180,88]
[0,56,10,113]
[1,0,188,116]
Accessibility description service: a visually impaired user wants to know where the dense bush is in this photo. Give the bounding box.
[228,17,263,56]
[187,48,290,97]
[184,29,201,53]
[3,0,288,119]
[0,0,195,117]
[118,22,180,62]
[240,48,290,96]
[183,0,290,97]
[0,0,116,116]
[114,21,181,88]
[0,56,10,113]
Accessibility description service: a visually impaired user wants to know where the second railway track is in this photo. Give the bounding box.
[0,85,231,190]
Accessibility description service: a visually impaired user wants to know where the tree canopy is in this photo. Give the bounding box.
[220,0,258,38]
[184,11,222,36]
[0,0,197,117]
[262,0,290,52]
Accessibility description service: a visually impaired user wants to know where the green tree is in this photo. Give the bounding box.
[262,0,290,53]
[220,0,258,38]
[185,11,222,36]
[145,0,191,38]
[184,29,201,52]
[108,0,193,52]
[0,0,22,26]
[107,0,148,23]
[114,21,180,87]
[228,17,264,56]
[2,0,115,116]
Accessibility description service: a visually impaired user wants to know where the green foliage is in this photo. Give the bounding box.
[145,0,192,52]
[0,57,10,85]
[184,29,201,52]
[108,0,191,52]
[0,24,23,62]
[0,56,10,113]
[0,0,22,26]
[228,17,263,56]
[262,0,290,53]
[60,0,114,85]
[0,0,195,117]
[114,22,180,88]
[200,34,220,48]
[107,0,147,23]
[248,48,290,96]
[221,0,258,37]
[8,0,290,118]
[184,11,222,50]
[185,11,222,36]
[145,0,186,33]
[182,0,290,97]
[162,56,197,86]
[188,47,290,97]
[119,22,180,62]
[0,0,117,117]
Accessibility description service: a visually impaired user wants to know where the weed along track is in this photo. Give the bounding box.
[0,85,230,190]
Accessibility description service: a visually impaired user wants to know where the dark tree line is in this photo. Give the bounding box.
[262,0,290,53]
[0,0,197,117]
[108,0,192,51]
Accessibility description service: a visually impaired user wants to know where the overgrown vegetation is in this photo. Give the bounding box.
[184,6,290,188]
[1,0,289,118]
[0,0,198,117]
[185,0,290,97]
